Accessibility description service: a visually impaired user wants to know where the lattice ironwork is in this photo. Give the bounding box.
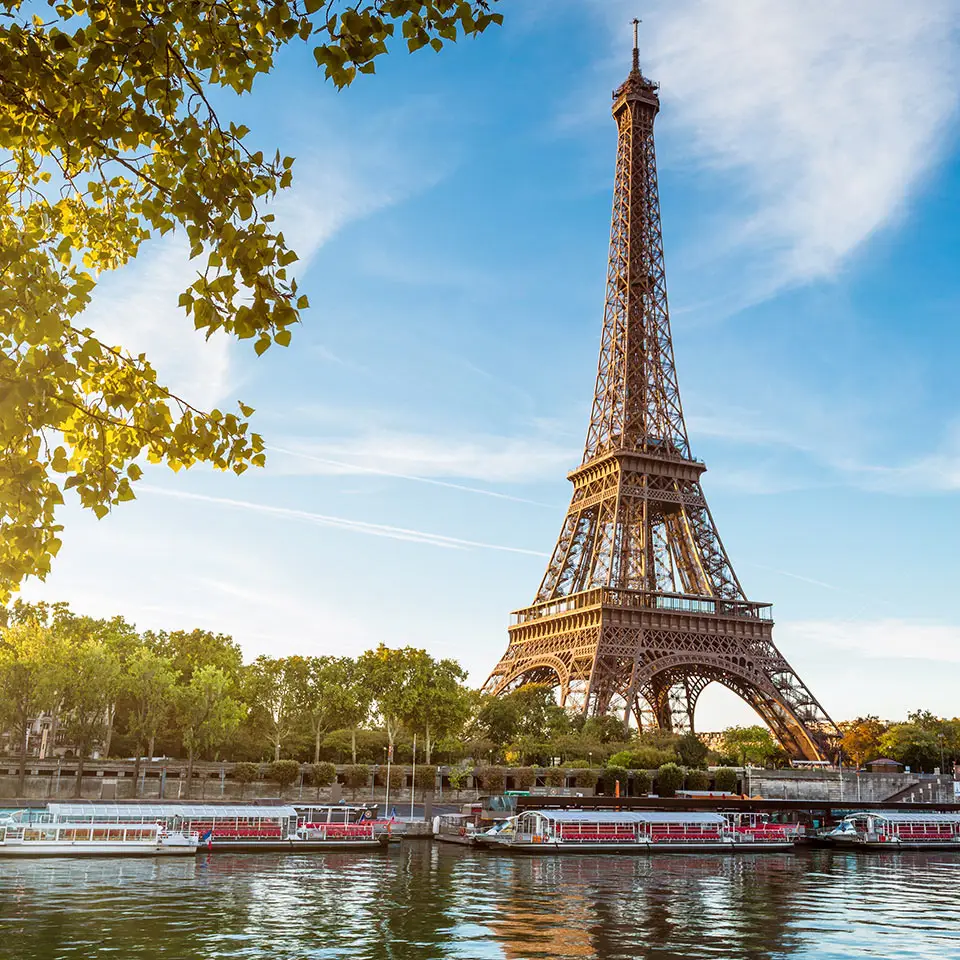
[483,28,839,761]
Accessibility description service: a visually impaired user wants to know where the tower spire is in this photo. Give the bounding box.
[632,18,640,73]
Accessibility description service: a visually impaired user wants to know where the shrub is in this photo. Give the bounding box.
[608,747,677,770]
[685,769,710,791]
[375,765,404,789]
[714,767,739,793]
[601,765,628,795]
[414,765,437,796]
[268,760,301,795]
[343,764,370,798]
[307,762,337,797]
[514,767,536,790]
[447,764,471,796]
[656,763,685,798]
[232,762,260,799]
[476,766,506,793]
[545,766,567,787]
[574,768,598,790]
[632,769,651,795]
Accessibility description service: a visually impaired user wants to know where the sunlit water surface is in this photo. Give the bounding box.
[0,846,957,959]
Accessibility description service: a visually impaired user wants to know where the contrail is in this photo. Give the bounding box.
[268,444,558,509]
[139,485,549,558]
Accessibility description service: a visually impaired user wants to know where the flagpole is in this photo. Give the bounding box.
[385,744,392,817]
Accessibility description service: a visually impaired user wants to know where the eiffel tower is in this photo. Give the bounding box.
[484,24,839,760]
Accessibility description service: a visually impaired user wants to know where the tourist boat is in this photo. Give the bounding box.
[824,812,960,850]
[0,819,197,857]
[17,802,393,852]
[725,812,799,849]
[295,804,395,848]
[472,817,517,849]
[492,810,799,853]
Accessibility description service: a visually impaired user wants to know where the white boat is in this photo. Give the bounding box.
[824,811,960,850]
[493,810,798,853]
[0,820,197,857]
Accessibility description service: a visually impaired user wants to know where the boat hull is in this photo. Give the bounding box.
[827,837,960,852]
[0,842,196,858]
[206,836,392,852]
[499,840,794,854]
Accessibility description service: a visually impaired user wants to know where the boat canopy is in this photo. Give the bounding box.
[44,803,298,821]
[847,811,960,824]
[521,810,725,825]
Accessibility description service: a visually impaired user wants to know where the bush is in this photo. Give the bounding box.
[676,732,709,769]
[714,767,739,793]
[574,768,598,790]
[232,762,260,799]
[343,764,370,798]
[656,763,685,797]
[268,760,301,795]
[375,765,404,789]
[545,766,567,787]
[475,766,506,793]
[685,769,710,791]
[601,765,628,795]
[414,765,437,795]
[514,767,536,790]
[447,764,472,796]
[307,762,337,792]
[608,746,677,770]
[632,769,651,795]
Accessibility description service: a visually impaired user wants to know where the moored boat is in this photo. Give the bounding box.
[0,820,197,857]
[15,802,394,851]
[433,813,480,846]
[490,810,799,853]
[824,812,960,851]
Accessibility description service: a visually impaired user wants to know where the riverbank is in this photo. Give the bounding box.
[2,758,956,804]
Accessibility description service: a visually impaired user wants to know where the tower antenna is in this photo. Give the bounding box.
[632,17,640,73]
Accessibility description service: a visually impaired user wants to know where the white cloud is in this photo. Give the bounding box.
[273,431,577,485]
[595,0,960,297]
[779,618,960,663]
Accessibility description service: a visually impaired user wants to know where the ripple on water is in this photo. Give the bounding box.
[0,848,958,959]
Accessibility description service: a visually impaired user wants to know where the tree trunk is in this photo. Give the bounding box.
[186,745,195,799]
[425,723,432,766]
[133,744,143,796]
[314,726,321,765]
[74,752,86,798]
[103,702,116,758]
[148,733,155,761]
[274,740,281,762]
[351,729,357,764]
[16,718,27,798]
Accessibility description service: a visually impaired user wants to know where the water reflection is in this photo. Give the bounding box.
[0,848,958,959]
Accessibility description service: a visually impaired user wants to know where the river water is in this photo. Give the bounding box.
[0,845,957,959]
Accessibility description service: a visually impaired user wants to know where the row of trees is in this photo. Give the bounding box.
[840,713,960,772]
[0,602,471,796]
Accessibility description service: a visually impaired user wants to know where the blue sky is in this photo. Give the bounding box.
[26,1,960,729]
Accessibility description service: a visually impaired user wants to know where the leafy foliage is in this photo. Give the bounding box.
[676,732,708,769]
[656,762,684,798]
[475,765,505,793]
[713,767,739,793]
[0,0,501,600]
[721,725,779,767]
[307,761,337,787]
[684,769,710,791]
[632,769,651,795]
[268,758,301,793]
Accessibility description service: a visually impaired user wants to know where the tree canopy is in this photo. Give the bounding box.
[0,0,502,601]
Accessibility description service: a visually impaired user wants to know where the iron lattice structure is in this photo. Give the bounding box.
[484,38,839,761]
